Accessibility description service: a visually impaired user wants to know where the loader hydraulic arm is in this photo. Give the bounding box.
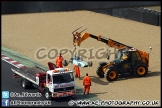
[73,32,133,50]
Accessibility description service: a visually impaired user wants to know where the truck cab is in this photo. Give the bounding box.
[11,64,76,100]
[44,68,76,100]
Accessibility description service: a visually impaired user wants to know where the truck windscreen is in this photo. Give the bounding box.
[53,72,74,83]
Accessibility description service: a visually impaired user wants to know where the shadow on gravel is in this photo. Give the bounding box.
[53,87,98,102]
[109,71,161,83]
[91,92,107,95]
[77,76,108,85]
[146,71,161,77]
[78,71,160,85]
[74,87,98,100]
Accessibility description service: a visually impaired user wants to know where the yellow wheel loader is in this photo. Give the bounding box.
[72,27,152,81]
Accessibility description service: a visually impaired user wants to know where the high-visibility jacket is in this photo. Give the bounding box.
[74,65,80,77]
[83,76,91,86]
[56,56,64,67]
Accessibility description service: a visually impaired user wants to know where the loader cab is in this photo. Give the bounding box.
[129,51,142,65]
[113,50,131,70]
[114,50,129,63]
[114,49,143,70]
[115,50,122,61]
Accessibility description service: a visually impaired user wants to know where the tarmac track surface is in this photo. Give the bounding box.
[1,60,78,107]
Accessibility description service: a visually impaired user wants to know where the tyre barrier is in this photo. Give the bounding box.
[142,9,160,26]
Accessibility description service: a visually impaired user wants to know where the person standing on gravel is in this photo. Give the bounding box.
[56,53,64,68]
[83,73,92,95]
[73,65,80,78]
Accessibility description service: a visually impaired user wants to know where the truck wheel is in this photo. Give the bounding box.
[44,90,52,100]
[21,78,27,89]
[88,61,93,67]
[21,78,32,89]
[134,64,148,77]
[105,68,118,81]
[62,60,68,67]
[96,65,104,78]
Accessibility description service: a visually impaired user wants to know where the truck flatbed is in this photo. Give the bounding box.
[11,66,47,85]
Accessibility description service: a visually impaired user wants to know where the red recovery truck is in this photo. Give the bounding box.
[11,62,76,100]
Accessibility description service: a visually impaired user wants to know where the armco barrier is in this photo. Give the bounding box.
[1,1,40,14]
[91,7,161,26]
[142,10,160,26]
[89,9,113,16]
[127,9,143,22]
[1,1,160,14]
[159,14,161,26]
[112,8,128,18]
[39,1,73,12]
[1,1,161,26]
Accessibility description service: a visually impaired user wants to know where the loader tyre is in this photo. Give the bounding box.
[44,89,52,100]
[96,65,104,78]
[134,64,148,77]
[105,68,118,81]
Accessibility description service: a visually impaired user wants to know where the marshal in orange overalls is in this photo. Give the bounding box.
[83,73,91,95]
[55,54,64,68]
[74,65,80,78]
